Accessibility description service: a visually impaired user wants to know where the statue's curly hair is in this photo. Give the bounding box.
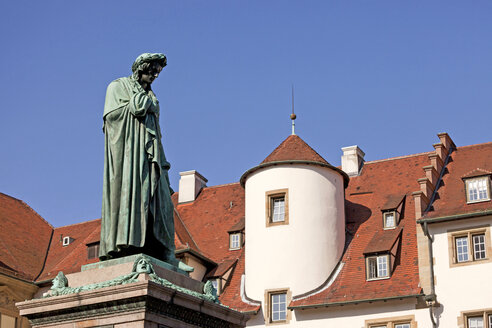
[131,53,166,80]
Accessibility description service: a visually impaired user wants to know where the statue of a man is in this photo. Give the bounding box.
[100,53,176,265]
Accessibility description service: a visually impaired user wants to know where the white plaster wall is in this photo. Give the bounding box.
[246,299,430,327]
[429,216,492,328]
[244,164,345,300]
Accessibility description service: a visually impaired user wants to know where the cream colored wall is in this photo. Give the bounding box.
[429,216,492,328]
[246,298,430,327]
[244,164,345,300]
[184,255,208,281]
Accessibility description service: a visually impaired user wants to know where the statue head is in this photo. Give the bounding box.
[131,53,167,84]
[132,255,154,274]
[52,272,68,289]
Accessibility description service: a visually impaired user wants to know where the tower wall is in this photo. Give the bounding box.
[244,164,345,300]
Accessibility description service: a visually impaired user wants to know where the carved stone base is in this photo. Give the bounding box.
[17,255,248,328]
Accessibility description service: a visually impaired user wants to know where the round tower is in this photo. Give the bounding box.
[241,134,349,302]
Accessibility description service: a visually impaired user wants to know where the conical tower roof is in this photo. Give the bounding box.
[241,135,349,187]
[261,135,329,165]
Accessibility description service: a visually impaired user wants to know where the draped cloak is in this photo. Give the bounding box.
[100,76,174,260]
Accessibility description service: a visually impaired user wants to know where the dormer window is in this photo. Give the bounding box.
[62,236,73,246]
[381,195,405,230]
[383,211,396,229]
[266,189,289,227]
[229,233,241,250]
[465,176,490,203]
[228,217,245,250]
[87,242,100,259]
[366,254,390,280]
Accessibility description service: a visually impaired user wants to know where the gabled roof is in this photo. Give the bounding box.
[261,135,329,165]
[37,219,101,281]
[424,142,492,220]
[0,192,53,281]
[174,183,245,263]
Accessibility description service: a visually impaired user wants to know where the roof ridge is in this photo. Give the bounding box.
[364,150,433,165]
[55,218,101,229]
[13,197,54,229]
[203,182,240,189]
[456,140,492,149]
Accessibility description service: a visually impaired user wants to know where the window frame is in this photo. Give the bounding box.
[461,309,492,328]
[448,225,492,268]
[365,315,416,328]
[383,210,398,229]
[229,232,242,250]
[464,176,491,204]
[265,189,289,227]
[366,254,390,281]
[264,288,292,325]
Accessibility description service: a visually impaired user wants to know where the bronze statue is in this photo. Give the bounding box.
[100,53,178,266]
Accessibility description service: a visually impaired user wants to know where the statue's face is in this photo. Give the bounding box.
[140,62,163,85]
[136,258,151,273]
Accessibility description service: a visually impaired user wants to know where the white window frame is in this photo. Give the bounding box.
[462,310,492,328]
[265,288,291,325]
[366,254,390,280]
[449,226,492,267]
[465,176,491,203]
[366,315,415,328]
[265,189,289,227]
[454,232,488,263]
[383,211,397,229]
[229,232,241,250]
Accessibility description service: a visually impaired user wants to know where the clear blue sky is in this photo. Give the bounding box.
[1,1,491,227]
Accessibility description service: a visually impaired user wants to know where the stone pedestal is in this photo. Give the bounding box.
[17,255,248,328]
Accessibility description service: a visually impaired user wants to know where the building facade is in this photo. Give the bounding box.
[1,132,491,328]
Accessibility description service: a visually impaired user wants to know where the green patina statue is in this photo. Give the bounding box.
[100,53,177,265]
[42,256,219,304]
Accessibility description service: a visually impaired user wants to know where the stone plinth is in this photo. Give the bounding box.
[17,255,248,328]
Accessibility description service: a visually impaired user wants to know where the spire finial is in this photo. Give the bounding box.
[290,84,296,135]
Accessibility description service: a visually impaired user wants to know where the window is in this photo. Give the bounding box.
[272,197,285,222]
[366,254,389,280]
[229,233,241,250]
[462,310,492,328]
[265,189,289,227]
[87,242,100,259]
[366,315,415,328]
[271,293,287,322]
[465,176,490,203]
[265,289,291,325]
[449,226,492,267]
[383,211,396,229]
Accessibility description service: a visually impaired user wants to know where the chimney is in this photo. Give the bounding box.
[178,170,208,203]
[341,145,365,177]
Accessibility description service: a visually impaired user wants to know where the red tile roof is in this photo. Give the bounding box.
[37,219,101,281]
[424,142,492,220]
[0,192,53,281]
[261,135,329,165]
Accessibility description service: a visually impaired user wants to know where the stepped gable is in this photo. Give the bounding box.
[261,135,329,165]
[37,219,101,281]
[0,192,53,281]
[290,152,427,308]
[424,142,492,220]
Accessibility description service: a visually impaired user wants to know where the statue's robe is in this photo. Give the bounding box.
[100,76,174,261]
